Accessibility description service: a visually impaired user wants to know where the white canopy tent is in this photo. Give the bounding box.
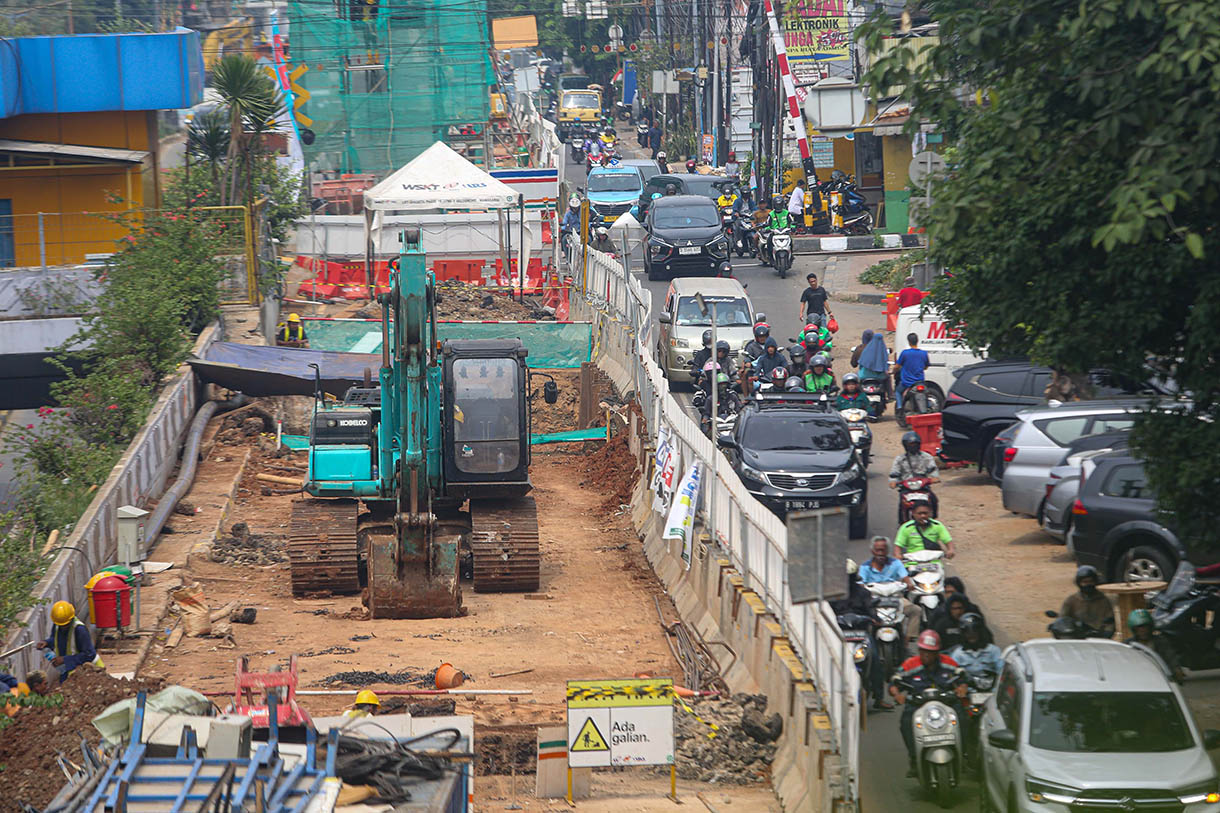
[362,142,530,289]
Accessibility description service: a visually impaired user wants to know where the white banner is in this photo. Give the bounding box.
[662,462,701,568]
[650,426,680,515]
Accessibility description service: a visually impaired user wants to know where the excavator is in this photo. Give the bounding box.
[287,229,554,618]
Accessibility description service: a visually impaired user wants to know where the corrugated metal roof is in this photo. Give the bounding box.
[0,139,148,163]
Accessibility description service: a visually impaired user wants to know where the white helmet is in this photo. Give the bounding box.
[657,150,667,158]
[846,558,858,575]
[569,195,580,208]
[596,226,608,236]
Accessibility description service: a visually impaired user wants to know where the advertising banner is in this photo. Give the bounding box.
[650,426,681,515]
[663,463,701,568]
[783,0,849,85]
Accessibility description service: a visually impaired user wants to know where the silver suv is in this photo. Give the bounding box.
[979,639,1220,813]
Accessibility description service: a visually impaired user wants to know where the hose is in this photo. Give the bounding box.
[145,395,248,542]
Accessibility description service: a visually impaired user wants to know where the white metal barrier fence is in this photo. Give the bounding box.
[566,237,860,801]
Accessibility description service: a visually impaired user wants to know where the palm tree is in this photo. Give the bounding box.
[210,55,283,205]
[186,108,230,190]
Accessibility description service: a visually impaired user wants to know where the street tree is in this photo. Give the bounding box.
[859,0,1220,548]
[210,55,283,206]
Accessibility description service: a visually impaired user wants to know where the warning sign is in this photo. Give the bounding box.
[571,717,609,752]
[567,679,674,768]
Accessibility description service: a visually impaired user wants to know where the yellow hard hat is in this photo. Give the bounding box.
[51,601,75,626]
[355,690,380,707]
[287,312,301,322]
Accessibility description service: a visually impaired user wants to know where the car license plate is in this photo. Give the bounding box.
[679,246,701,255]
[922,734,957,745]
[787,500,820,510]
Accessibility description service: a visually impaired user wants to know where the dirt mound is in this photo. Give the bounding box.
[0,670,164,812]
[578,434,639,513]
[209,521,287,565]
[434,279,553,321]
[671,694,778,785]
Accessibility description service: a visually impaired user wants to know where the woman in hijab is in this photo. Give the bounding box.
[850,329,874,369]
[857,331,890,383]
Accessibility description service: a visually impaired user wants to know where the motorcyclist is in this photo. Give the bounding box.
[1126,608,1184,681]
[765,194,791,230]
[560,195,582,239]
[834,373,872,412]
[716,187,744,213]
[700,372,742,423]
[744,323,771,362]
[890,630,967,778]
[724,150,740,179]
[832,559,889,710]
[686,158,697,174]
[894,503,956,560]
[688,329,714,379]
[787,344,808,379]
[858,535,921,641]
[590,226,616,254]
[800,319,833,356]
[1059,565,1116,638]
[752,338,788,380]
[713,339,737,381]
[946,613,1001,681]
[804,353,835,393]
[932,593,974,649]
[763,366,790,393]
[888,431,940,513]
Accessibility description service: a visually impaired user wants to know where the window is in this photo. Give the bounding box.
[561,92,600,109]
[994,664,1022,732]
[1088,416,1135,435]
[675,296,751,327]
[654,205,720,230]
[1100,463,1152,499]
[974,370,1027,397]
[1034,416,1090,446]
[854,132,884,188]
[1027,370,1052,397]
[588,172,642,194]
[452,358,520,474]
[741,416,851,452]
[1029,692,1192,753]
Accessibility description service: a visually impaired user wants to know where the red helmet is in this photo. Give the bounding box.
[917,629,941,651]
[770,367,788,384]
[727,151,737,160]
[804,323,819,336]
[686,159,697,172]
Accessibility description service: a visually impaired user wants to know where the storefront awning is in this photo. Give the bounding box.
[0,139,148,164]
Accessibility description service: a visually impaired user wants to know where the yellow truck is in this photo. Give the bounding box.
[557,88,602,142]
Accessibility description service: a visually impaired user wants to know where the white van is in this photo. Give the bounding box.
[894,305,986,402]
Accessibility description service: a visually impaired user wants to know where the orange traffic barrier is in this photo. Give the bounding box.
[884,292,899,332]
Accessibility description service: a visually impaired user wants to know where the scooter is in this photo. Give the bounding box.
[839,407,873,466]
[1149,562,1220,670]
[734,215,756,258]
[569,129,586,162]
[769,228,793,277]
[1043,609,1107,639]
[636,121,650,145]
[897,381,941,429]
[837,612,876,703]
[827,173,875,235]
[904,549,946,626]
[864,580,907,679]
[897,475,937,524]
[894,681,963,808]
[860,376,887,419]
[720,205,737,245]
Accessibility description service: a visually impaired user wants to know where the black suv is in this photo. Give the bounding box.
[1070,452,1218,582]
[644,195,731,280]
[717,395,868,536]
[941,360,1168,464]
[637,173,738,219]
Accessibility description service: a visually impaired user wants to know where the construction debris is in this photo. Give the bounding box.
[209,522,287,565]
[319,668,436,687]
[672,694,780,785]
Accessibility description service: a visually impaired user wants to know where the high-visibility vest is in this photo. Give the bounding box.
[341,708,369,719]
[279,323,305,342]
[55,618,104,669]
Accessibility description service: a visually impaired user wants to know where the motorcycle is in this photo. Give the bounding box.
[734,215,756,258]
[894,681,963,808]
[826,172,875,235]
[897,475,937,524]
[864,580,907,679]
[769,228,793,277]
[860,376,887,420]
[568,130,586,163]
[700,404,739,439]
[962,670,997,769]
[839,407,872,466]
[904,549,946,626]
[1043,609,1107,639]
[636,121,650,145]
[897,381,941,429]
[837,612,876,704]
[1149,562,1220,670]
[720,205,737,246]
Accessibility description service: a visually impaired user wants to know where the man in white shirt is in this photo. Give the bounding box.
[787,179,806,221]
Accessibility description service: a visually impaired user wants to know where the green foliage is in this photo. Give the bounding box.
[211,56,285,206]
[0,511,54,635]
[860,251,925,290]
[0,691,66,735]
[858,0,1220,546]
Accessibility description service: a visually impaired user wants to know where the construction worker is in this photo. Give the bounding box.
[343,689,380,719]
[36,601,103,683]
[2,670,49,717]
[275,313,309,347]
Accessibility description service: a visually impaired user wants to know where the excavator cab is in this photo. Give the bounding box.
[440,339,532,502]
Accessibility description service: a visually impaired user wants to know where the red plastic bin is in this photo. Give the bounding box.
[905,411,943,456]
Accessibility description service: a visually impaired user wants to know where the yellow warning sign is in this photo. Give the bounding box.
[570,717,609,752]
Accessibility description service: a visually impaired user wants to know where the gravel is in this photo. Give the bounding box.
[671,693,780,785]
[319,668,436,687]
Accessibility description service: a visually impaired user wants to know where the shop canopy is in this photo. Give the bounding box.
[363,142,519,212]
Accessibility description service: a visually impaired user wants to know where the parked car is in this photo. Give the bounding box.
[1000,400,1151,517]
[643,195,732,281]
[717,395,868,536]
[655,276,753,382]
[1040,431,1130,542]
[619,158,662,187]
[941,360,1169,464]
[586,165,643,226]
[637,173,740,219]
[1069,452,1219,581]
[981,422,1018,483]
[978,638,1220,813]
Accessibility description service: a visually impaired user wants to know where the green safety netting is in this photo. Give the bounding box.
[302,320,593,368]
[289,0,494,176]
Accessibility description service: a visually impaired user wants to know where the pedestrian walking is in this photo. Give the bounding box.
[648,123,662,159]
[797,272,833,326]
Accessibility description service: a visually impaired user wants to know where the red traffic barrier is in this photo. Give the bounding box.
[905,411,943,457]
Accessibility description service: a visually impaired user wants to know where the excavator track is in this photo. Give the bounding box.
[287,499,361,597]
[469,497,541,593]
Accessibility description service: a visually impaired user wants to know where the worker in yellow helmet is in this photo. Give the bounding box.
[275,312,309,347]
[2,670,48,717]
[342,689,380,719]
[35,601,103,682]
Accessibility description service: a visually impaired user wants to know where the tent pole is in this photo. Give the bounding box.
[518,194,526,301]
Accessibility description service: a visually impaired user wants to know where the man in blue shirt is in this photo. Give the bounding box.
[857,536,921,641]
[892,332,930,412]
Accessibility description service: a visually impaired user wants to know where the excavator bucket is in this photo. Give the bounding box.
[362,517,463,618]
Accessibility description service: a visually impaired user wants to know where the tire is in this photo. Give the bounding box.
[896,408,909,429]
[933,761,953,809]
[1119,544,1176,583]
[646,264,661,282]
[849,505,868,539]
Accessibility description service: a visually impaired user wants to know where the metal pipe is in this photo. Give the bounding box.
[145,396,248,543]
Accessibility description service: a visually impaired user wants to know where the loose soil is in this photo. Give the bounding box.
[0,670,164,813]
[337,279,553,322]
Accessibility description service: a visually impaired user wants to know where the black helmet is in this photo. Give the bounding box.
[771,194,784,209]
[1075,565,1100,586]
[701,329,713,347]
[810,353,829,369]
[715,340,730,354]
[785,376,805,392]
[901,431,921,454]
[754,312,767,324]
[789,344,806,362]
[960,613,985,638]
[831,169,847,182]
[753,324,770,340]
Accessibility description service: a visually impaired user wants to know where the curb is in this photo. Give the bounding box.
[856,292,888,305]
